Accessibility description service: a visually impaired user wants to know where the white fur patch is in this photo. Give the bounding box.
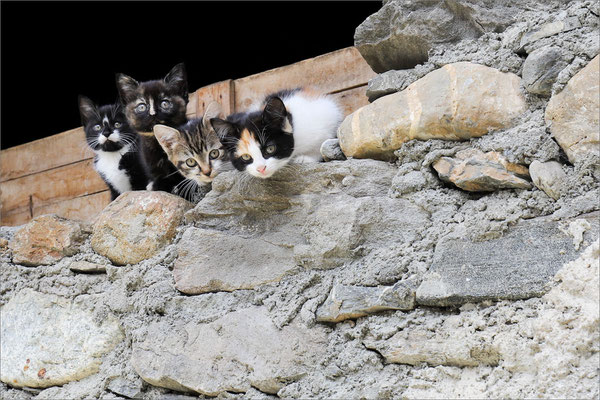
[94,145,132,194]
[98,135,107,144]
[108,131,120,142]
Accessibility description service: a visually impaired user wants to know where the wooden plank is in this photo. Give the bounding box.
[1,127,93,182]
[195,80,234,117]
[186,91,198,119]
[1,159,108,217]
[331,85,370,117]
[233,47,375,111]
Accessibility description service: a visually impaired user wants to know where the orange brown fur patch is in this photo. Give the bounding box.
[235,128,256,157]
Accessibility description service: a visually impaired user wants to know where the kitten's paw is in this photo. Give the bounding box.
[146,181,155,191]
[293,155,321,164]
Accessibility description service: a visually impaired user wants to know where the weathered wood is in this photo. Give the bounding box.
[186,91,198,119]
[1,159,108,217]
[233,47,375,111]
[195,80,234,117]
[1,127,93,182]
[331,85,370,117]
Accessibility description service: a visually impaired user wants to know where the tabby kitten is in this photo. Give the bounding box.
[154,102,230,200]
[211,88,342,179]
[79,96,149,200]
[116,63,189,193]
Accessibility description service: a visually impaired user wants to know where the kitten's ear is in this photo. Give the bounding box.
[164,63,188,97]
[263,97,292,133]
[78,95,98,125]
[153,124,181,156]
[116,73,139,103]
[210,118,237,141]
[202,102,223,133]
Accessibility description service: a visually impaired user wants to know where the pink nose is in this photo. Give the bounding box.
[257,165,267,174]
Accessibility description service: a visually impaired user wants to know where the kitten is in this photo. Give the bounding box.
[78,96,149,200]
[154,102,230,201]
[116,63,189,193]
[210,88,343,179]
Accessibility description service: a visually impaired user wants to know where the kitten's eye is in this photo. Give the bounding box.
[135,104,147,113]
[93,124,102,132]
[114,122,122,128]
[209,149,221,159]
[241,154,252,161]
[265,145,277,154]
[185,158,197,167]
[160,100,172,109]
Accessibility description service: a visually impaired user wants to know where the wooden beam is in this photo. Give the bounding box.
[330,85,370,117]
[233,47,375,111]
[186,91,198,119]
[195,80,234,117]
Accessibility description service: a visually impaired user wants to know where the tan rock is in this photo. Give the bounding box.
[545,56,599,164]
[69,260,107,274]
[529,160,566,200]
[433,149,531,192]
[9,214,89,267]
[338,62,527,160]
[91,191,192,265]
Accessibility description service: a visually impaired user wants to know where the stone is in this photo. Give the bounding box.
[354,0,519,72]
[522,46,569,96]
[320,138,346,161]
[0,289,123,388]
[416,212,600,307]
[529,160,566,200]
[365,65,435,102]
[91,191,192,265]
[316,282,415,323]
[131,307,327,396]
[177,160,428,295]
[106,377,143,399]
[433,149,531,192]
[338,63,526,160]
[519,17,582,52]
[545,55,600,164]
[9,214,89,267]
[364,329,500,367]
[69,260,107,274]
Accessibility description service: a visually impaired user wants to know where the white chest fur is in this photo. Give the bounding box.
[94,145,132,194]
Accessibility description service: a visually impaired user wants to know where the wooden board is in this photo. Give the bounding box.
[186,91,198,119]
[194,80,234,117]
[1,127,93,182]
[331,85,369,117]
[233,47,375,111]
[1,159,108,219]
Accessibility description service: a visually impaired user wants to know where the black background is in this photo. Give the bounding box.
[0,1,380,149]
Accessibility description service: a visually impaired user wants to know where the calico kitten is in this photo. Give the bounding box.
[154,102,230,200]
[116,63,189,193]
[79,96,149,200]
[210,88,342,179]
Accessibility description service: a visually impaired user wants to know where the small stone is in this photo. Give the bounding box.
[522,46,569,96]
[338,63,526,160]
[0,237,9,251]
[69,261,107,274]
[391,170,428,195]
[545,55,599,164]
[0,289,123,388]
[519,18,582,52]
[91,191,192,265]
[9,214,89,267]
[316,282,415,323]
[529,160,566,200]
[433,149,531,192]
[320,138,346,161]
[366,65,434,102]
[107,377,143,399]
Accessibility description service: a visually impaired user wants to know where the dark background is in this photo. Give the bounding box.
[0,1,380,149]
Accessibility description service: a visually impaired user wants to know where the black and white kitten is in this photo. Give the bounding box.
[211,88,342,179]
[154,102,231,201]
[78,96,149,200]
[116,63,189,193]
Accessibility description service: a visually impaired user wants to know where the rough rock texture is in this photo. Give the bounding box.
[91,191,192,265]
[365,64,435,102]
[131,307,328,396]
[316,282,415,323]
[529,160,566,200]
[9,214,89,267]
[319,138,346,161]
[338,62,526,160]
[0,289,123,388]
[433,148,532,191]
[545,55,599,164]
[522,46,570,95]
[69,260,108,274]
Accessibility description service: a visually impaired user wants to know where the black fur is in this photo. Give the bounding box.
[115,63,189,193]
[79,96,149,200]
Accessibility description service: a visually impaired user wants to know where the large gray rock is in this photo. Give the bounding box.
[416,213,600,306]
[0,289,123,388]
[354,0,519,72]
[176,160,428,294]
[522,46,569,96]
[131,307,328,396]
[519,17,582,52]
[365,65,435,102]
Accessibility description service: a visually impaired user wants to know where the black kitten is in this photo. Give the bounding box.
[79,96,149,200]
[116,63,189,193]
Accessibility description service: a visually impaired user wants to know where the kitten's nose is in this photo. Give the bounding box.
[257,165,267,174]
[201,167,211,176]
